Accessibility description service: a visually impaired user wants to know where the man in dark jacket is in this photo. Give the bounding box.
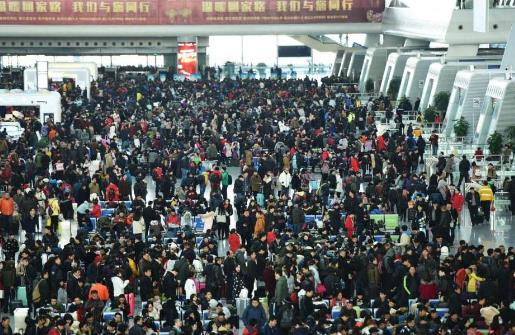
[299,288,315,319]
[457,155,471,188]
[162,268,178,301]
[465,188,481,225]
[273,269,288,314]
[242,297,268,330]
[290,204,304,235]
[142,201,158,241]
[139,268,153,302]
[205,256,224,299]
[128,316,146,335]
[67,268,82,300]
[509,176,515,215]
[84,290,105,324]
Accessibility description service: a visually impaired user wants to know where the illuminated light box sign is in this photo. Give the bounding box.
[177,42,198,78]
[0,0,385,25]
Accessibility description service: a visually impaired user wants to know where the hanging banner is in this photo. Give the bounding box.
[177,42,198,77]
[0,0,385,25]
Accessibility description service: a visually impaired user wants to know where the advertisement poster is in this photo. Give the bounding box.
[0,0,385,25]
[177,42,198,78]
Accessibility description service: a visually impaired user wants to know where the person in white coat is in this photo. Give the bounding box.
[184,273,197,301]
[111,271,129,298]
[278,169,292,196]
[132,213,145,238]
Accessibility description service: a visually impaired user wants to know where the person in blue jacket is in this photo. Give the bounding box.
[242,297,268,330]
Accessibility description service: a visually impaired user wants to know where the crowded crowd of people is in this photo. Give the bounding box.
[0,67,513,335]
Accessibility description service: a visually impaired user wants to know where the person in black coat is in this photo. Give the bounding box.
[21,207,38,239]
[457,155,471,188]
[162,268,178,301]
[465,188,481,224]
[448,286,464,316]
[37,271,51,308]
[508,176,515,215]
[143,202,159,241]
[139,268,153,302]
[299,289,315,319]
[67,268,83,300]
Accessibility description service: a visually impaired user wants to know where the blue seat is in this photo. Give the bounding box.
[101,209,114,217]
[429,299,440,307]
[436,308,448,318]
[195,236,203,247]
[315,215,323,221]
[89,218,97,232]
[374,235,384,242]
[103,311,116,321]
[202,310,209,321]
[305,215,316,223]
[331,307,341,319]
[194,218,204,232]
[100,201,106,208]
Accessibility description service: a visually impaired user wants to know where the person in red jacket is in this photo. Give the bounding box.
[344,214,355,238]
[377,135,386,151]
[419,274,438,300]
[48,319,66,335]
[105,182,120,203]
[350,154,360,173]
[228,229,241,253]
[90,199,101,219]
[450,189,465,227]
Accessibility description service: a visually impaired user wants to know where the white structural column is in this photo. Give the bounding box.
[501,24,515,70]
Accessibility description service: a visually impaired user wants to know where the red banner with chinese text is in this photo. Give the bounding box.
[177,42,198,77]
[0,0,384,25]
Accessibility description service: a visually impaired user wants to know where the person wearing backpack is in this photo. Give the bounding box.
[221,167,232,200]
[209,167,222,194]
[32,271,50,308]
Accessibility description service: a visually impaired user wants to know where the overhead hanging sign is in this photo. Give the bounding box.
[0,0,385,25]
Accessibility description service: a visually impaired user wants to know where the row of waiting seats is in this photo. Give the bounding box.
[331,299,449,320]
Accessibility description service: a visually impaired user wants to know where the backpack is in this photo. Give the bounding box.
[280,306,293,328]
[228,174,233,185]
[32,278,43,303]
[209,173,220,183]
